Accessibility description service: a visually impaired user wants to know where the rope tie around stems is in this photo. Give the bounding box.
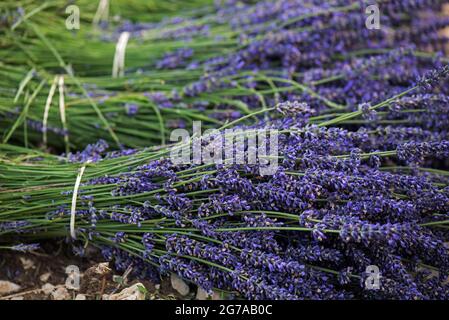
[93,0,109,27]
[112,32,130,78]
[58,75,70,155]
[70,160,92,240]
[42,76,58,148]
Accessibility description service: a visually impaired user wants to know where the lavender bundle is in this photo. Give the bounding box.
[2,73,449,299]
[1,0,449,301]
[2,0,449,151]
[1,133,448,299]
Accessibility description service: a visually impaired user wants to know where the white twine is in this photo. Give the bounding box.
[42,76,58,147]
[112,32,130,78]
[58,75,70,152]
[58,75,66,126]
[93,0,109,27]
[70,160,92,239]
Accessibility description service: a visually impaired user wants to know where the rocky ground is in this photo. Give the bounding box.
[0,242,222,300]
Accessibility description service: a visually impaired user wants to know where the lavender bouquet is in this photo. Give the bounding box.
[1,0,449,301]
[2,0,449,151]
[2,69,449,299]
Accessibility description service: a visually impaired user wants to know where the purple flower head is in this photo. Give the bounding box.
[417,65,449,91]
[11,243,40,252]
[145,91,173,108]
[397,141,449,164]
[276,101,312,117]
[156,48,194,69]
[0,221,32,233]
[358,103,378,122]
[66,140,109,163]
[125,103,139,116]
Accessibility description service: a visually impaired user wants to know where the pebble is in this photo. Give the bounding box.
[39,272,51,283]
[92,262,111,276]
[0,281,21,295]
[41,283,55,295]
[170,273,190,296]
[19,257,34,270]
[105,283,146,300]
[51,287,70,300]
[75,294,87,300]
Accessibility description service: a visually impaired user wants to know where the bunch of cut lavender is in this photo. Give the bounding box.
[2,0,449,151]
[1,0,449,301]
[1,101,449,299]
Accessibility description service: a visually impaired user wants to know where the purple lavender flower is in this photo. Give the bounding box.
[358,103,378,122]
[160,24,210,40]
[144,91,174,108]
[125,103,139,116]
[276,101,313,118]
[241,249,306,277]
[0,221,32,233]
[417,65,449,91]
[166,235,238,267]
[397,141,449,164]
[10,243,40,252]
[66,140,109,163]
[156,48,194,69]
